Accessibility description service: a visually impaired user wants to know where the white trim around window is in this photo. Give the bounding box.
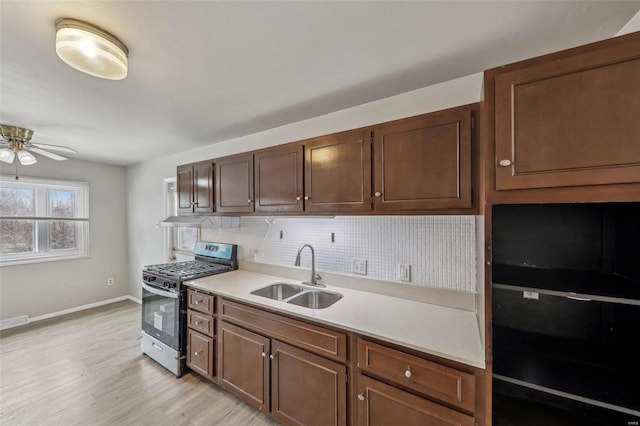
[0,175,90,266]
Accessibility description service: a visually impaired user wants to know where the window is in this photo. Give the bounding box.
[0,176,89,264]
[165,179,198,258]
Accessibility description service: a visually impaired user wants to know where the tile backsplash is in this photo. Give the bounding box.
[202,215,477,293]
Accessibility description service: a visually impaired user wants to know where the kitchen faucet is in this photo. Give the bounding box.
[294,244,324,287]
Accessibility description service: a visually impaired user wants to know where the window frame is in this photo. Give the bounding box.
[0,175,90,265]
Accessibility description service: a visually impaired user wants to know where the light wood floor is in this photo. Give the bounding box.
[0,300,278,425]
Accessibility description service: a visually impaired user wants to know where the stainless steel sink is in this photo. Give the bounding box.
[250,283,305,300]
[286,290,343,309]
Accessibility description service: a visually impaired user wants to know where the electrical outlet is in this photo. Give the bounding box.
[352,258,367,275]
[107,277,114,286]
[398,264,411,282]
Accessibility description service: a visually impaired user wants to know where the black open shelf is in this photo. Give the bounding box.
[492,325,640,413]
[492,263,640,302]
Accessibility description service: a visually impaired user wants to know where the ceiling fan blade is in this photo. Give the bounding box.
[29,147,68,161]
[29,142,77,153]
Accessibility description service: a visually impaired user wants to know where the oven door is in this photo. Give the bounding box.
[141,282,182,350]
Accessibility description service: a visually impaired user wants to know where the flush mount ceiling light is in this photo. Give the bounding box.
[55,18,129,80]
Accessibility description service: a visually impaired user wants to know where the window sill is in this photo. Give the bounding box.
[0,253,90,267]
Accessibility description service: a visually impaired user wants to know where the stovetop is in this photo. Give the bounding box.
[144,260,233,281]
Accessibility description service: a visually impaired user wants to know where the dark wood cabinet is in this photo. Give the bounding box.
[356,374,475,426]
[216,153,254,213]
[254,144,304,213]
[186,289,217,381]
[304,128,372,213]
[493,34,640,191]
[271,340,347,426]
[373,105,474,211]
[219,321,270,413]
[187,328,214,379]
[176,160,214,215]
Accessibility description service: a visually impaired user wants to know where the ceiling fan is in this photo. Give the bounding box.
[0,124,77,165]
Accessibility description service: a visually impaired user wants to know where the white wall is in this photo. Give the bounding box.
[617,9,640,35]
[0,158,129,321]
[125,72,483,299]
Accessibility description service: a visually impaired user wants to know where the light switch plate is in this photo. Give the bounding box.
[352,258,367,275]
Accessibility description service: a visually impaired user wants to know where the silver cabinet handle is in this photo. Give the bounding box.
[357,393,365,401]
[194,300,200,304]
[248,199,252,203]
[405,368,412,378]
[498,159,512,167]
[374,192,382,197]
[194,351,201,356]
[296,196,301,201]
[261,352,267,358]
[269,354,275,360]
[304,196,309,200]
[194,321,201,325]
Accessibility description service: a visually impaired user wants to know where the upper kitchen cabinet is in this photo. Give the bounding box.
[304,128,372,213]
[372,105,475,211]
[216,153,254,214]
[254,144,304,213]
[176,160,215,215]
[493,32,640,191]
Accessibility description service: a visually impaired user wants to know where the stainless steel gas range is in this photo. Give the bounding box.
[140,241,237,376]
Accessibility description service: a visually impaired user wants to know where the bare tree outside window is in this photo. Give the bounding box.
[0,188,35,254]
[49,190,76,250]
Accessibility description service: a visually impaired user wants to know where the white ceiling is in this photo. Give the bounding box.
[1,1,638,166]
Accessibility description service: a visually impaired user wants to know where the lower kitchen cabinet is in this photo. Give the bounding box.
[219,321,270,412]
[186,328,214,379]
[271,340,346,426]
[356,374,475,426]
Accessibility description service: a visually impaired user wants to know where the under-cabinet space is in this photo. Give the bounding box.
[491,202,640,421]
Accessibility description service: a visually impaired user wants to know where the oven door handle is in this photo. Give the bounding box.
[142,282,179,299]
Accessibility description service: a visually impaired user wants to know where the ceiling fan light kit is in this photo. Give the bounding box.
[55,18,129,80]
[0,124,76,166]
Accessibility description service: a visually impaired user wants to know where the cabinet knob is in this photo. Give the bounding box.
[374,192,382,197]
[261,352,267,358]
[498,159,512,167]
[357,393,365,401]
[248,199,253,203]
[296,196,301,201]
[304,196,310,200]
[194,300,200,304]
[269,354,275,360]
[195,321,201,325]
[405,368,412,378]
[194,351,201,356]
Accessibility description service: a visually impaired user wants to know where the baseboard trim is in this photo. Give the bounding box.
[1,295,141,330]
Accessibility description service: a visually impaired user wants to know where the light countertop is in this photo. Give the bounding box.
[185,270,485,369]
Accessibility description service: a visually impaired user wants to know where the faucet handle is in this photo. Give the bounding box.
[314,273,322,281]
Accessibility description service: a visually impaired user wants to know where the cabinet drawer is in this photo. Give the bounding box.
[220,299,347,362]
[357,339,475,412]
[187,309,214,337]
[187,289,215,315]
[187,328,214,379]
[357,374,475,426]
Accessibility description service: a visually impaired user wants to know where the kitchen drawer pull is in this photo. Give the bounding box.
[248,199,253,203]
[304,196,309,200]
[374,192,382,197]
[498,159,512,167]
[194,351,201,356]
[261,352,267,358]
[269,354,275,360]
[194,321,201,325]
[357,393,365,401]
[194,300,200,304]
[296,196,301,201]
[405,368,412,378]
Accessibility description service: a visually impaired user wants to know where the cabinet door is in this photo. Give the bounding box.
[271,340,347,426]
[216,154,254,213]
[373,107,473,211]
[304,129,372,213]
[176,164,194,214]
[193,161,215,214]
[356,374,475,426]
[187,328,214,379]
[255,144,304,213]
[495,36,640,190]
[219,322,270,413]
